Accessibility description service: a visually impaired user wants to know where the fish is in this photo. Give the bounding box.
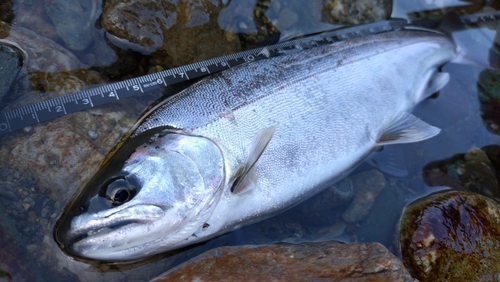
[54,25,457,261]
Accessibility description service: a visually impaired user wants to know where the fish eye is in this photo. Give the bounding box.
[103,177,136,206]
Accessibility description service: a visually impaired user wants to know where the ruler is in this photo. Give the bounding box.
[1,10,500,137]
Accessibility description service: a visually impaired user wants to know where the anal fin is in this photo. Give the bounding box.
[231,126,276,194]
[378,113,440,146]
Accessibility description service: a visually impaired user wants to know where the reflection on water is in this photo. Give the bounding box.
[0,0,500,280]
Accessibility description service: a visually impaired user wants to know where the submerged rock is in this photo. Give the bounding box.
[0,22,105,102]
[151,241,413,281]
[44,0,97,51]
[44,0,118,66]
[300,177,354,214]
[0,44,23,101]
[478,69,500,133]
[0,202,44,282]
[400,191,500,281]
[221,0,392,48]
[101,0,241,68]
[423,145,500,201]
[342,169,386,222]
[322,0,392,25]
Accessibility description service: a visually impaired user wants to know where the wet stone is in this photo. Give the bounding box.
[101,0,241,68]
[0,44,23,101]
[400,191,500,281]
[342,169,386,223]
[44,0,95,51]
[0,23,106,103]
[41,207,48,218]
[478,69,500,133]
[151,241,413,281]
[300,177,354,214]
[0,0,14,22]
[0,203,43,282]
[322,0,393,25]
[423,145,500,201]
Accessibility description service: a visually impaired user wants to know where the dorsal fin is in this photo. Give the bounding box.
[377,113,440,146]
[231,126,276,194]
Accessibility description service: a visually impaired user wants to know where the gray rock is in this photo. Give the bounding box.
[342,169,386,223]
[0,44,22,101]
[0,22,105,100]
[44,0,96,51]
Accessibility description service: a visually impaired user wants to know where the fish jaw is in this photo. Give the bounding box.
[65,204,199,261]
[54,132,226,261]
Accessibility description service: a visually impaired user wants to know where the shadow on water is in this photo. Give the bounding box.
[1,0,500,281]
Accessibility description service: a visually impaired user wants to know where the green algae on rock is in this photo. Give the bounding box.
[400,191,500,281]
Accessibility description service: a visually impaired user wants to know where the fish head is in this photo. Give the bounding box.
[54,129,225,261]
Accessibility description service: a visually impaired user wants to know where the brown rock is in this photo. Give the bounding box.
[322,0,392,25]
[0,107,138,203]
[342,169,386,222]
[400,191,500,281]
[0,0,14,23]
[151,241,413,281]
[101,0,241,68]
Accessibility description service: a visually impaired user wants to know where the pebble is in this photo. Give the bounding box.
[88,130,98,139]
[22,203,30,210]
[277,8,298,30]
[44,0,95,51]
[0,181,19,202]
[39,218,48,227]
[101,0,241,67]
[41,208,48,218]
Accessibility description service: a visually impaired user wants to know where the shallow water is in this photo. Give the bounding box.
[0,0,499,281]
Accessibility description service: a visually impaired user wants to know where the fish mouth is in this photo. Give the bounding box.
[55,204,165,257]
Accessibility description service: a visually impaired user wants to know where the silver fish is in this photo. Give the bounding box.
[54,26,456,261]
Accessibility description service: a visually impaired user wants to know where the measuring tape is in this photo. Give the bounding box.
[1,10,499,137]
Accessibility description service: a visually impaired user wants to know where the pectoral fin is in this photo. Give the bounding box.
[231,126,276,194]
[377,113,440,146]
